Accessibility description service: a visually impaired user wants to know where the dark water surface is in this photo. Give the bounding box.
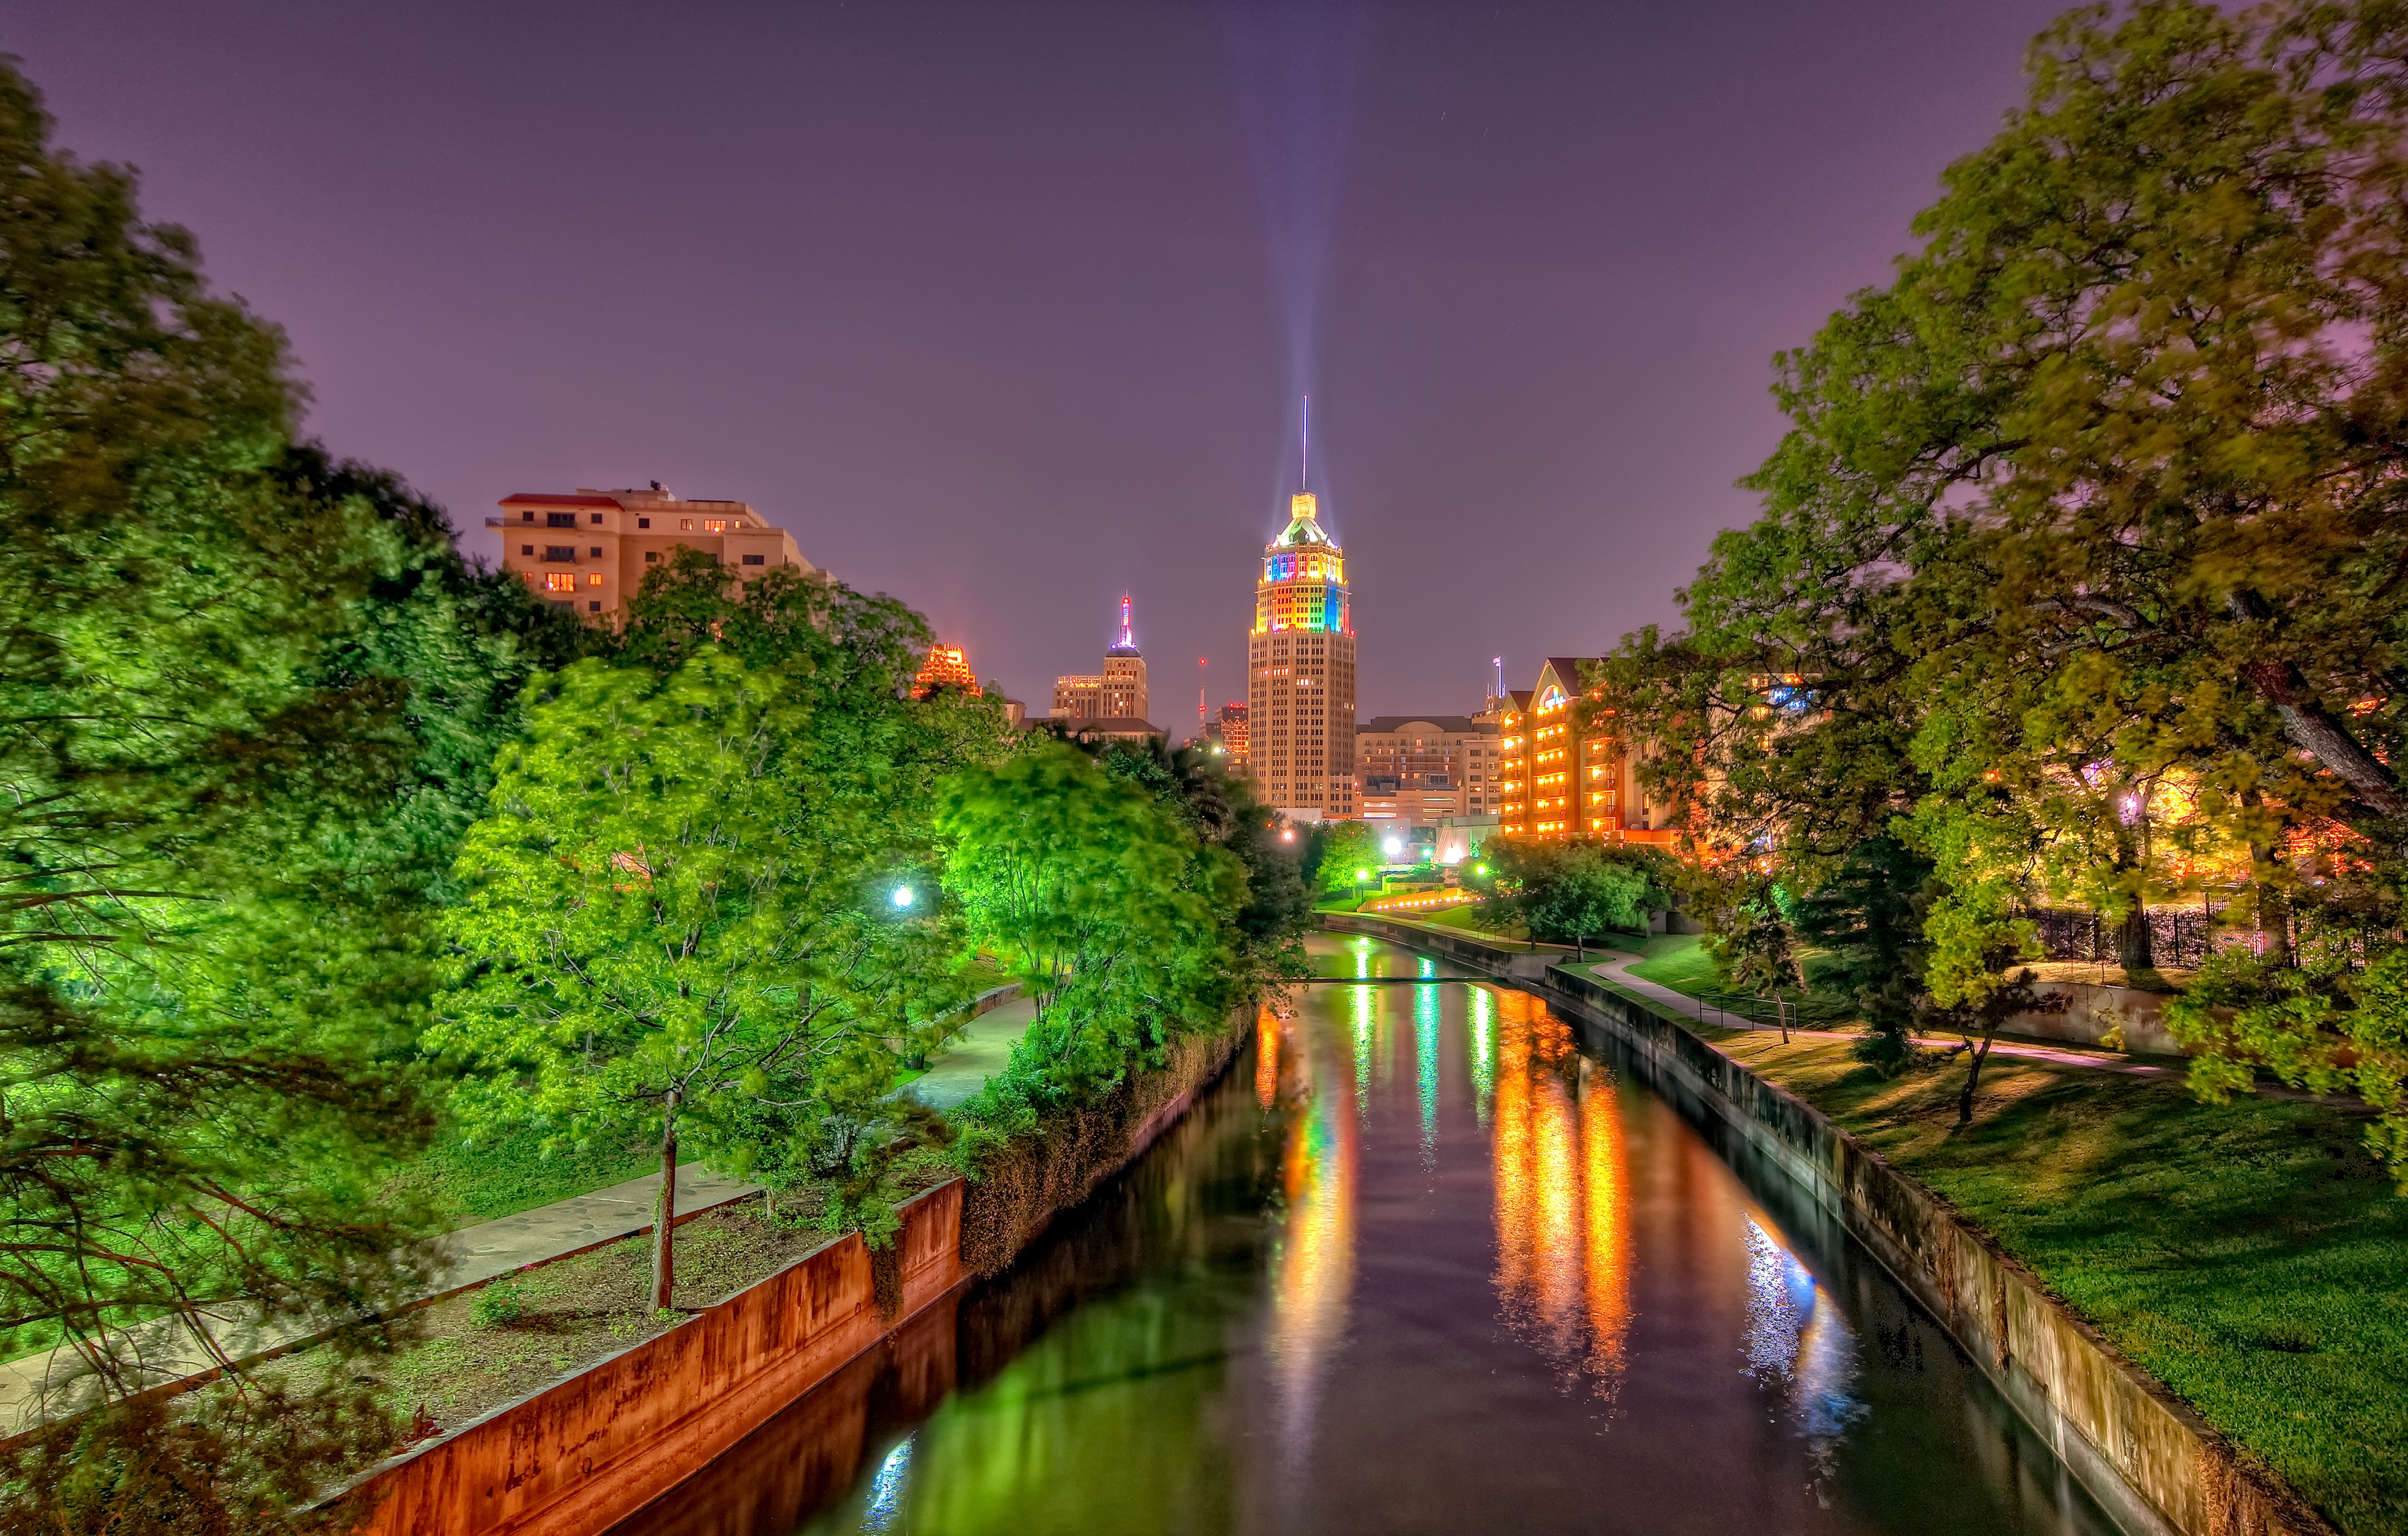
[612,934,2116,1536]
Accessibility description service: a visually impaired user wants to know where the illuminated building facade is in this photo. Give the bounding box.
[487,485,819,620]
[1247,492,1356,819]
[1354,716,1499,822]
[1050,596,1150,723]
[1204,701,1249,767]
[912,642,982,700]
[1495,658,1675,845]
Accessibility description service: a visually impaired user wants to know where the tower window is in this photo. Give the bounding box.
[590,512,604,524]
[547,512,579,528]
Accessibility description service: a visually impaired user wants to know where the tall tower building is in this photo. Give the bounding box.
[1247,489,1357,818]
[1101,594,1148,720]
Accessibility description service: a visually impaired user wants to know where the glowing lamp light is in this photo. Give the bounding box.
[1281,829,1295,841]
[890,886,916,910]
[1382,837,1403,857]
[1356,868,1371,882]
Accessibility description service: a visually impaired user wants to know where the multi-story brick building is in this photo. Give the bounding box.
[489,484,819,619]
[1492,658,1676,846]
[1246,491,1356,820]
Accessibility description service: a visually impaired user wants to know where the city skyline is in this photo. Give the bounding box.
[11,0,2075,717]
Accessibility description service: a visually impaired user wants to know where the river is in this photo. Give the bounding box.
[608,933,2118,1535]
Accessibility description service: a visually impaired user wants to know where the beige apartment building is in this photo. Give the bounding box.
[1355,716,1501,822]
[490,485,819,618]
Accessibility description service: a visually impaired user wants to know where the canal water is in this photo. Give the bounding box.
[612,934,2118,1536]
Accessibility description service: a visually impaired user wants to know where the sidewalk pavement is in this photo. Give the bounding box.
[906,994,1039,1109]
[0,1161,760,1436]
[2,981,1040,1434]
[1582,954,2194,1084]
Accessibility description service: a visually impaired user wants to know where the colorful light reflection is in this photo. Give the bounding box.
[1490,992,1633,1400]
[1269,1024,1357,1471]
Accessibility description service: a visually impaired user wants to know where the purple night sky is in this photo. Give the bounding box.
[14,1,2067,721]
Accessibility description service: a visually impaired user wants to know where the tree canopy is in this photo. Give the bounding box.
[1595,0,2408,1166]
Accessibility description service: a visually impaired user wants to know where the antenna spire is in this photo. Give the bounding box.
[1301,395,1310,492]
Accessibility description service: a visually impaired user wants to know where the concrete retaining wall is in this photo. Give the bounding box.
[342,1181,964,1536]
[1326,913,2331,1536]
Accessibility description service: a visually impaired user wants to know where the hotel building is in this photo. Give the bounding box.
[1356,716,1500,821]
[1246,491,1356,820]
[1493,658,1675,846]
[489,484,819,619]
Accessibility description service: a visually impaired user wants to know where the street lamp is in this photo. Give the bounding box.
[890,886,916,910]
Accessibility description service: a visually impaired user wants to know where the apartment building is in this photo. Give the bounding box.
[489,484,819,618]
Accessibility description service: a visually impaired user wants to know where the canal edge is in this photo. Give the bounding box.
[1321,913,2336,1536]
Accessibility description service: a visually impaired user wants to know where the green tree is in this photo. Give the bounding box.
[936,743,1248,1113]
[0,55,459,1520]
[1597,0,2408,1161]
[435,649,966,1306]
[1308,821,1382,896]
[1790,835,1937,1071]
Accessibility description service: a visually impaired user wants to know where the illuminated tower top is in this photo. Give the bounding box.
[1254,492,1350,636]
[1109,593,1139,655]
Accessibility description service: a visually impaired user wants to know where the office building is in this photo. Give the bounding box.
[1246,490,1356,819]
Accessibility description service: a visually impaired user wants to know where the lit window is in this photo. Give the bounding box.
[588,572,603,587]
[680,519,695,530]
[544,573,577,593]
[703,519,731,532]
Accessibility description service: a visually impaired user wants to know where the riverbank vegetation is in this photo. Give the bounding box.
[1698,1025,2408,1535]
[0,52,1307,1529]
[1593,0,2408,1177]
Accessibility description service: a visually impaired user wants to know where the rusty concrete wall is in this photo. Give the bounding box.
[343,1180,964,1536]
[1330,915,2332,1536]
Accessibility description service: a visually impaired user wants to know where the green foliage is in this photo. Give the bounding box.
[434,648,971,1288]
[1307,821,1382,894]
[1480,837,1669,946]
[1790,835,1938,1071]
[469,1275,530,1329]
[938,744,1248,1107]
[0,55,451,1510]
[1593,0,2408,1174]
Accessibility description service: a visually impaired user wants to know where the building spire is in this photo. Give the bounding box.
[1113,593,1137,652]
[1301,394,1310,492]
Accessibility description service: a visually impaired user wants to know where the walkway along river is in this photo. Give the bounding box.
[605,933,2118,1535]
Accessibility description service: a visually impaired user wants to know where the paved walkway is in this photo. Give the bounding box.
[1583,954,2196,1084]
[906,994,1039,1109]
[0,1161,760,1434]
[2,986,1040,1433]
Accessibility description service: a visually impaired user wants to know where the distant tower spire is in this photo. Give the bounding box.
[1114,594,1136,652]
[1301,395,1310,492]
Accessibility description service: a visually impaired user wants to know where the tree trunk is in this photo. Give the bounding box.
[1957,1028,1995,1127]
[650,1090,680,1313]
[2115,904,2153,974]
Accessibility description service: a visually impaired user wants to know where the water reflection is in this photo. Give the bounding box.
[1744,1213,1865,1491]
[622,935,2119,1536]
[1490,993,1631,1399]
[1268,1010,1356,1469]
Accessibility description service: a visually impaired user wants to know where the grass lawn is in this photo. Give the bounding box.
[1623,934,1716,991]
[381,1123,659,1229]
[1694,1027,2408,1535]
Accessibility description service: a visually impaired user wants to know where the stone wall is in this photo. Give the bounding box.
[340,1181,964,1536]
[1324,913,2331,1536]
